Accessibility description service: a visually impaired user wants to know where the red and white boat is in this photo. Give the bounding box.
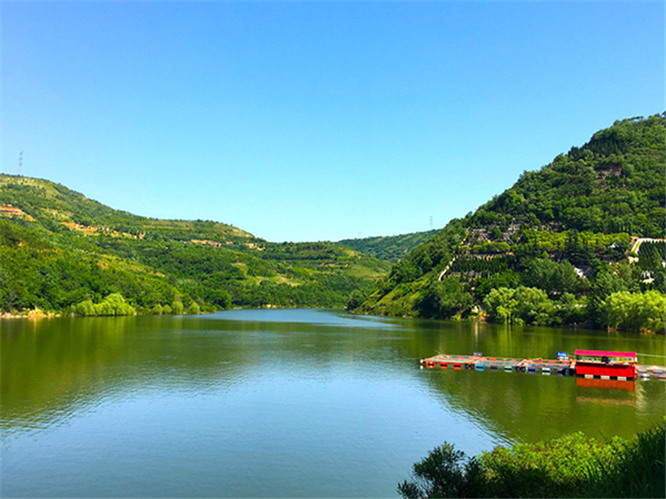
[574,350,636,380]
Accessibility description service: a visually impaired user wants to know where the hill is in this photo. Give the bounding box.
[0,175,390,315]
[354,113,666,332]
[338,230,438,263]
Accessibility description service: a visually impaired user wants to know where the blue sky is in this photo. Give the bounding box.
[2,1,663,242]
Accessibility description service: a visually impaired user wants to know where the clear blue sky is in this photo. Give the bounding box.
[2,1,663,242]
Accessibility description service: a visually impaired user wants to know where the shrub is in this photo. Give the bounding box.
[185,301,200,315]
[73,293,135,316]
[171,300,184,315]
[397,443,485,499]
[398,421,665,498]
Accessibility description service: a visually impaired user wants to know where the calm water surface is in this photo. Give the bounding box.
[2,309,665,497]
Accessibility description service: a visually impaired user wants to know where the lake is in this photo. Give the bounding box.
[2,309,665,497]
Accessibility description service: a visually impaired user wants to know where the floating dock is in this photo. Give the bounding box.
[420,352,666,381]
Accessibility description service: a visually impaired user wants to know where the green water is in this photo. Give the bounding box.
[2,309,665,497]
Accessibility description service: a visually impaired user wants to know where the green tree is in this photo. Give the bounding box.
[564,230,593,265]
[73,293,135,316]
[74,299,95,316]
[513,286,554,325]
[398,421,665,499]
[603,290,666,332]
[185,301,201,315]
[556,293,587,325]
[397,443,485,499]
[589,264,639,326]
[347,287,371,311]
[483,287,518,324]
[418,278,473,319]
[171,299,184,315]
[524,258,580,295]
[484,287,555,325]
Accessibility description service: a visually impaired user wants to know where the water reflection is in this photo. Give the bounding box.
[3,311,664,440]
[2,310,665,497]
[576,377,636,392]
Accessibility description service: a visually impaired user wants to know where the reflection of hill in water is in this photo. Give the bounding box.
[2,316,262,431]
[1,313,409,432]
[2,313,664,442]
[399,319,665,442]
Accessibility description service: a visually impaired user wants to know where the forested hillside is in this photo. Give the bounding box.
[354,114,666,332]
[339,230,438,263]
[0,176,389,315]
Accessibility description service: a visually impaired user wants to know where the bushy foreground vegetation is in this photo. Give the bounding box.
[355,114,666,332]
[398,421,665,498]
[0,176,389,316]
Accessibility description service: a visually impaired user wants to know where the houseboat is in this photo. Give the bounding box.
[574,350,636,380]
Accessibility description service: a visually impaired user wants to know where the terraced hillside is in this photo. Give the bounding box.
[339,230,438,263]
[0,175,390,314]
[354,114,666,332]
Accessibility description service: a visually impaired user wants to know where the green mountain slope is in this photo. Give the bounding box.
[355,114,666,331]
[338,230,438,263]
[0,175,390,314]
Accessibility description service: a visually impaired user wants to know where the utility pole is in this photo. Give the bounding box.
[429,215,433,229]
[18,151,23,177]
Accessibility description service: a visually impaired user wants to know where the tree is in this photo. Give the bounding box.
[171,299,184,315]
[391,261,421,284]
[185,301,200,315]
[72,293,135,316]
[564,230,593,265]
[556,293,587,325]
[418,278,472,319]
[588,264,639,326]
[524,258,580,295]
[397,444,484,499]
[347,287,371,311]
[603,290,666,332]
[513,286,554,325]
[483,287,518,324]
[398,422,665,499]
[205,288,232,309]
[483,287,555,325]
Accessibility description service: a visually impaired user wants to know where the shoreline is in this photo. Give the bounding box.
[348,308,664,335]
[0,304,292,320]
[2,309,59,320]
[3,306,663,335]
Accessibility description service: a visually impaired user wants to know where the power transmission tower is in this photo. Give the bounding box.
[18,151,24,176]
[17,151,25,184]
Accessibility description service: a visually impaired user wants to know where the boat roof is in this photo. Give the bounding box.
[575,349,637,359]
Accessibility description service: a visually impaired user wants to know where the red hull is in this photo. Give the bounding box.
[576,361,636,378]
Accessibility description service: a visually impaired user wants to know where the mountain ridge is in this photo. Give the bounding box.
[338,230,439,263]
[354,113,666,331]
[0,174,390,314]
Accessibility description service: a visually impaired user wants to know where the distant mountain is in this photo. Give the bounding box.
[354,114,666,331]
[339,230,438,263]
[0,175,389,314]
